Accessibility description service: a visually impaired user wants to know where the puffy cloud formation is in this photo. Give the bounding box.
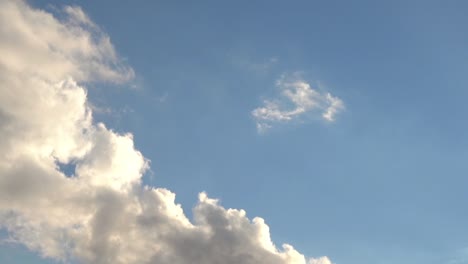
[309,256,334,264]
[252,74,344,132]
[0,1,332,264]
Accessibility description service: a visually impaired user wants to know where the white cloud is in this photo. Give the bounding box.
[322,93,344,122]
[0,0,134,83]
[252,74,344,132]
[309,256,334,264]
[0,1,332,264]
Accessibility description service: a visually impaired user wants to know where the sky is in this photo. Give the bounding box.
[1,0,468,264]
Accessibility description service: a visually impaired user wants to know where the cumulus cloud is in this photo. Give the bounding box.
[252,74,344,132]
[0,0,134,83]
[309,256,334,264]
[0,1,332,264]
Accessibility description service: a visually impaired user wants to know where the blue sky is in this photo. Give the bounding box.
[3,1,468,264]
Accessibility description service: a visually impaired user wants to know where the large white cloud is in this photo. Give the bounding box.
[252,74,344,132]
[0,1,333,264]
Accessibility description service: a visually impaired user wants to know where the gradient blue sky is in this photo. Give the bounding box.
[5,1,468,263]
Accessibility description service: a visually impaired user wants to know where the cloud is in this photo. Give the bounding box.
[252,74,344,132]
[0,0,134,83]
[309,256,334,264]
[0,1,332,264]
[234,56,279,74]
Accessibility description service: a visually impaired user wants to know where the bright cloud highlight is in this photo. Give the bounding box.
[252,75,344,132]
[0,1,332,264]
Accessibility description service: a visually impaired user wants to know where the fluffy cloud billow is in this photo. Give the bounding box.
[0,1,332,264]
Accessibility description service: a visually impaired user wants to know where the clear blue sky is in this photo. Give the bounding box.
[6,1,468,263]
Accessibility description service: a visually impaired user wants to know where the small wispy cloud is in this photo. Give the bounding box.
[445,247,468,264]
[230,55,279,75]
[246,57,279,74]
[252,74,344,132]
